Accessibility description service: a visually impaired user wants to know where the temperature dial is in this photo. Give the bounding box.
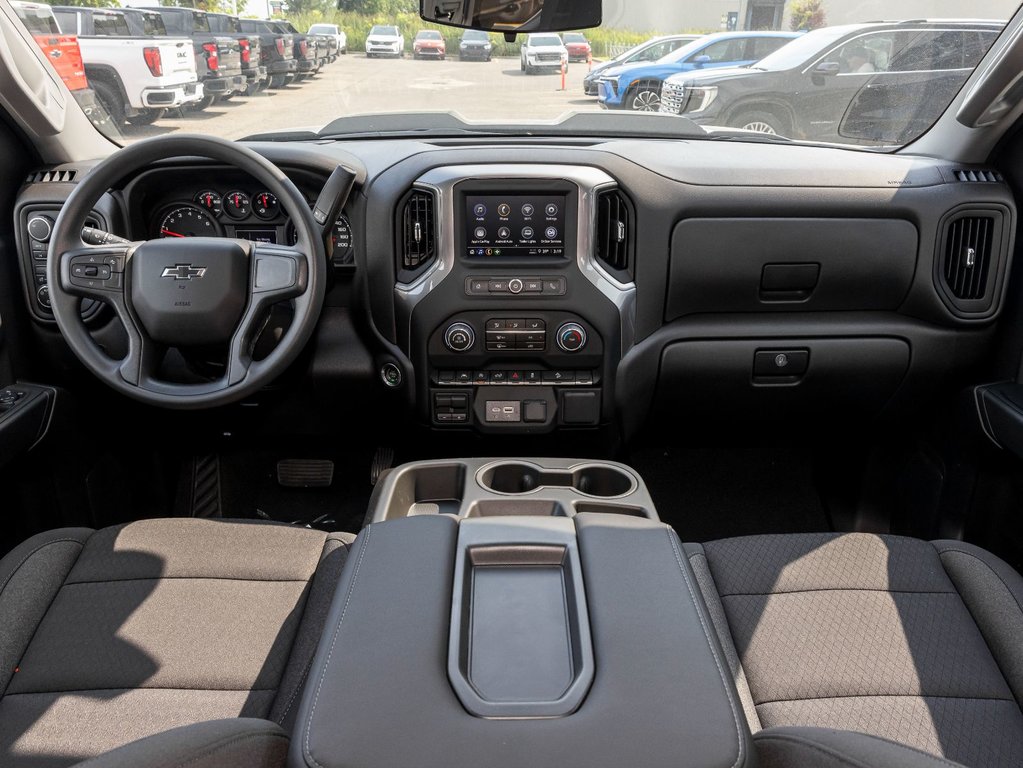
[444,322,475,353]
[556,322,587,353]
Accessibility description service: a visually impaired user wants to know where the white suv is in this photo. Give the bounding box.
[520,33,568,75]
[365,25,404,58]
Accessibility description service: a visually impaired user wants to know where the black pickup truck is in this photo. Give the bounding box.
[144,6,245,107]
[206,12,267,95]
[269,20,319,79]
[238,18,297,89]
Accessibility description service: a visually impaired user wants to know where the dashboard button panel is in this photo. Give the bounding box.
[467,276,566,296]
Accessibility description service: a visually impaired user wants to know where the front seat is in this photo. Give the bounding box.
[685,533,1023,768]
[0,518,354,767]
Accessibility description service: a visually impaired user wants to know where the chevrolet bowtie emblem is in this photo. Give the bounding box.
[161,264,207,280]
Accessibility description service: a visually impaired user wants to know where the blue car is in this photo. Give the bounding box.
[598,31,801,111]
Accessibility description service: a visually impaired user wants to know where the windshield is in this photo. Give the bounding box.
[14,1,1015,151]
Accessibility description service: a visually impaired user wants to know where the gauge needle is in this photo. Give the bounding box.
[161,229,185,238]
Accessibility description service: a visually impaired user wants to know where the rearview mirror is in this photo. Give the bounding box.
[420,0,601,34]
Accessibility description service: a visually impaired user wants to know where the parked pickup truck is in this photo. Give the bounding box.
[308,23,346,56]
[206,12,268,95]
[238,19,297,89]
[145,6,245,108]
[270,20,320,78]
[51,6,202,126]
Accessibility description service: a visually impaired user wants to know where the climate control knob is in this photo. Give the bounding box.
[444,322,475,353]
[557,322,587,353]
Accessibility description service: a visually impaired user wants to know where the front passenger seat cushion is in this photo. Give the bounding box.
[0,519,354,768]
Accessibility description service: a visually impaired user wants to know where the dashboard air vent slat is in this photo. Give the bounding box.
[401,189,436,271]
[954,169,1002,183]
[596,189,630,272]
[25,169,77,184]
[944,215,993,301]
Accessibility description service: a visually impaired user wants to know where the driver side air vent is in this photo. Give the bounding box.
[936,209,1007,316]
[25,169,77,184]
[595,188,631,274]
[400,189,436,272]
[953,169,1003,183]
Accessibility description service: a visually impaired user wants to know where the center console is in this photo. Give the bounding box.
[395,166,635,434]
[291,458,752,768]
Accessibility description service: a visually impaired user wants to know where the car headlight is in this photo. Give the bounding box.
[483,43,491,49]
[684,86,718,113]
[460,42,467,47]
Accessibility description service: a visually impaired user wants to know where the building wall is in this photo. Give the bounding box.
[602,0,1017,33]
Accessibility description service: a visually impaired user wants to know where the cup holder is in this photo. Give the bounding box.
[478,462,635,499]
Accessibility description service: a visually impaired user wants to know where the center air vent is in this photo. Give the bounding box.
[936,209,1006,316]
[595,188,631,273]
[400,189,436,272]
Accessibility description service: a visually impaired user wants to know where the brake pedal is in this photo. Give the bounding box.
[277,459,334,488]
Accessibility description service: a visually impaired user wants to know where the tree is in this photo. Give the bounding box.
[789,0,826,31]
[54,0,119,7]
[159,0,235,14]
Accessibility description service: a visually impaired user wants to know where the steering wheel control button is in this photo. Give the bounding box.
[444,322,476,352]
[380,363,403,388]
[557,323,587,353]
[28,215,54,242]
[753,349,810,378]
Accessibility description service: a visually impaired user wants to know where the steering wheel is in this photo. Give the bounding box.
[47,135,327,409]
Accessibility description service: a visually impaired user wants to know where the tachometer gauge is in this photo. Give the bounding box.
[253,191,280,220]
[194,190,222,216]
[158,206,220,238]
[223,190,250,219]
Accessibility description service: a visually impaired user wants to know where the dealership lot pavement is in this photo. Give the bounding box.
[126,54,603,141]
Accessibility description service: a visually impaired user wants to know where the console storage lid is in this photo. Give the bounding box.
[291,513,752,768]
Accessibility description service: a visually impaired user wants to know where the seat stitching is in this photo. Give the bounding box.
[666,528,746,768]
[0,539,85,598]
[75,729,289,768]
[755,732,963,768]
[935,547,1023,619]
[63,576,314,585]
[755,693,1018,706]
[276,538,354,724]
[303,526,372,768]
[718,588,957,598]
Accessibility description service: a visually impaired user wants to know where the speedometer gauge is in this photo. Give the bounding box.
[158,206,220,238]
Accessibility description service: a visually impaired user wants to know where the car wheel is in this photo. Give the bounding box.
[92,79,126,126]
[245,80,263,97]
[125,108,165,126]
[627,83,662,112]
[269,74,286,88]
[190,93,216,111]
[732,109,786,136]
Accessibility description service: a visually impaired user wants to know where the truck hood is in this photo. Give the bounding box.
[665,65,758,86]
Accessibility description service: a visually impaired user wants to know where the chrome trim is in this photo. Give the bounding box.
[394,164,637,354]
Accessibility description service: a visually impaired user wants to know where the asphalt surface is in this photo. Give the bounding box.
[126,54,604,141]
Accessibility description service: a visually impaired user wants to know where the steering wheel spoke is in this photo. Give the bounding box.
[226,243,310,386]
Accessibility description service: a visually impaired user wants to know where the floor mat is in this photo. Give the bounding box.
[628,441,832,542]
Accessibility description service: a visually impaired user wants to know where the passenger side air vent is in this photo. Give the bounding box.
[400,189,436,273]
[595,188,631,274]
[954,169,1003,183]
[25,169,77,184]
[936,208,1007,317]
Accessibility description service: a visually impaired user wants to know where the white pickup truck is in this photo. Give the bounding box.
[51,6,202,126]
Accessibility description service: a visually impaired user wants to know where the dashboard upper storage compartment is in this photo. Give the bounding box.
[666,218,918,320]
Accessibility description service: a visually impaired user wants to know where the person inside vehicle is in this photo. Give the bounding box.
[845,44,876,72]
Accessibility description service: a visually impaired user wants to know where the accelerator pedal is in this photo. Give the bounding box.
[370,446,395,486]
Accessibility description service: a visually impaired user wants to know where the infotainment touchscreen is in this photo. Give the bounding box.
[466,195,566,258]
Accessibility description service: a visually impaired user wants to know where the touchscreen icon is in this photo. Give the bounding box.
[474,227,487,239]
[473,204,487,217]
[521,226,534,239]
[497,227,510,239]
[545,226,558,239]
[545,203,559,217]
[522,204,535,216]
[497,203,511,217]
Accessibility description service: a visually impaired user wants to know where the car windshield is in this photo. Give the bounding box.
[15,0,1016,151]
